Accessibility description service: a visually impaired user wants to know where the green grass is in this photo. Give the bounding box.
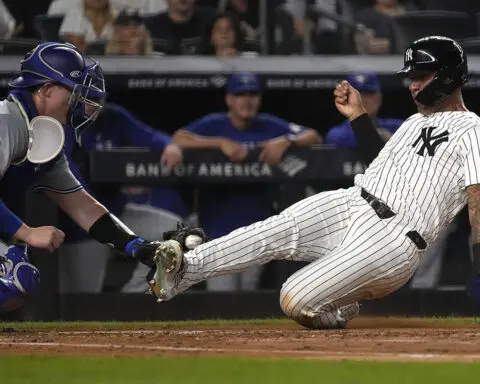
[1,355,479,384]
[0,316,479,331]
[0,318,293,330]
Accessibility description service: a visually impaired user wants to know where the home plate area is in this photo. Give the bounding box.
[1,317,480,362]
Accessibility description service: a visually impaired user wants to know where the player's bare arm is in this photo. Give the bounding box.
[259,128,322,165]
[173,130,247,161]
[466,184,480,304]
[467,184,480,245]
[45,189,107,232]
[173,130,227,149]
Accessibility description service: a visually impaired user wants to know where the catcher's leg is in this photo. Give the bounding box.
[279,201,420,329]
[151,188,354,301]
[0,245,40,313]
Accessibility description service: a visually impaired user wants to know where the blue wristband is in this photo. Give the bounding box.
[125,237,145,258]
[0,200,23,236]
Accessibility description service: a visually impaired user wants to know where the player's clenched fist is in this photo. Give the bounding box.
[14,225,65,253]
[334,80,367,121]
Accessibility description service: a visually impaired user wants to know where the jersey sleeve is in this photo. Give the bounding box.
[106,103,172,150]
[262,114,307,136]
[182,115,220,136]
[31,154,83,194]
[459,128,480,187]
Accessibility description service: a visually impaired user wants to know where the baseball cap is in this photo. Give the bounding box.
[114,8,144,26]
[227,72,261,94]
[347,72,381,93]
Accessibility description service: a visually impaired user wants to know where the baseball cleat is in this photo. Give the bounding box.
[149,240,183,302]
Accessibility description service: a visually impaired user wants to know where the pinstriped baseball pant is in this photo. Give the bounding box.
[176,186,421,328]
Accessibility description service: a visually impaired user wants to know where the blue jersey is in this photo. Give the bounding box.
[61,102,186,241]
[183,112,306,239]
[326,118,403,149]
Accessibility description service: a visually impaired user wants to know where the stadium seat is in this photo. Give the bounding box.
[392,11,473,52]
[33,14,64,42]
[0,39,40,55]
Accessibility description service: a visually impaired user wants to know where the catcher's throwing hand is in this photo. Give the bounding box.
[334,80,367,121]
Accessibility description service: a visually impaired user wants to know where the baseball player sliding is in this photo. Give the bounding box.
[148,36,480,328]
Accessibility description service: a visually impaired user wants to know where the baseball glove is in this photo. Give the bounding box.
[162,222,207,251]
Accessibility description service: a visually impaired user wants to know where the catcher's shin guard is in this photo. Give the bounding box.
[0,245,40,312]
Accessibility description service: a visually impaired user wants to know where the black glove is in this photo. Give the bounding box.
[163,222,207,252]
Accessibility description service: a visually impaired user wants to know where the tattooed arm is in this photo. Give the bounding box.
[467,184,480,273]
[466,185,480,306]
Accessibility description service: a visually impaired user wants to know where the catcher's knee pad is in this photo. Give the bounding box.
[0,245,40,312]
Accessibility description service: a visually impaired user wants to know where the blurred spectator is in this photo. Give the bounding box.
[145,0,216,55]
[49,0,167,15]
[59,0,116,52]
[114,0,167,15]
[102,8,153,55]
[326,72,403,148]
[59,102,185,293]
[221,0,258,42]
[48,0,77,15]
[282,0,344,54]
[173,72,321,291]
[0,1,16,39]
[206,11,258,56]
[355,0,417,54]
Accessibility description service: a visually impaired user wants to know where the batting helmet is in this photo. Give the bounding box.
[9,42,106,143]
[397,36,468,106]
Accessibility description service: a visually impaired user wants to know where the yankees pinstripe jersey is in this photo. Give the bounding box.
[355,111,480,245]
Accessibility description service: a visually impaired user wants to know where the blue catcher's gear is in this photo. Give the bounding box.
[9,42,106,143]
[0,245,40,313]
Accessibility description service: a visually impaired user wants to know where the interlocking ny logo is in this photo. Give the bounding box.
[405,48,413,62]
[412,126,449,156]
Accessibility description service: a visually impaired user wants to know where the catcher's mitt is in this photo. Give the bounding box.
[163,222,207,251]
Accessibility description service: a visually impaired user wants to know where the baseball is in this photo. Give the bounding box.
[185,234,203,250]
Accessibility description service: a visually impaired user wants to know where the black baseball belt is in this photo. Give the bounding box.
[360,188,427,250]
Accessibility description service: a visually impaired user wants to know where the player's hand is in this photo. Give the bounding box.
[161,143,183,169]
[15,225,65,253]
[334,80,367,121]
[219,139,248,162]
[259,137,291,165]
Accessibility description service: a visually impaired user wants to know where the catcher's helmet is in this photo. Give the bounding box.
[397,36,468,106]
[9,42,106,143]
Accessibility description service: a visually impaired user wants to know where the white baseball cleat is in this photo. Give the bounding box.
[148,240,184,302]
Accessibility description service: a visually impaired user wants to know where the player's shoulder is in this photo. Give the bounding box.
[401,113,422,125]
[256,113,290,127]
[199,112,229,124]
[0,99,27,132]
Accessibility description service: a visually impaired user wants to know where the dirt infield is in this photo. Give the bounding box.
[1,317,480,362]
